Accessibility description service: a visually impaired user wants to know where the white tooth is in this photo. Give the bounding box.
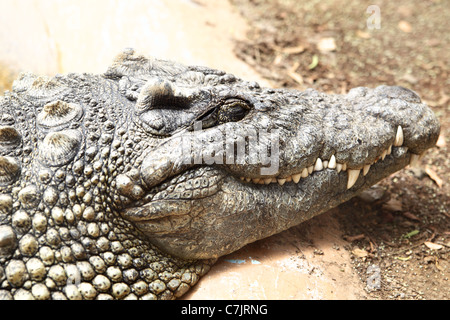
[277,178,286,186]
[328,155,337,169]
[381,149,387,160]
[285,176,292,182]
[394,126,404,146]
[271,177,277,183]
[342,163,347,171]
[410,154,420,167]
[419,151,426,160]
[314,158,323,171]
[336,163,343,173]
[323,160,328,169]
[387,144,392,155]
[252,178,261,184]
[264,178,272,185]
[292,173,301,183]
[308,165,314,174]
[347,169,360,189]
[301,167,309,178]
[363,164,371,176]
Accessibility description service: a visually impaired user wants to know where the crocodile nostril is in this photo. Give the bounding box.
[374,85,422,103]
[0,226,16,257]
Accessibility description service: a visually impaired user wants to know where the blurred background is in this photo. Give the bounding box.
[0,0,448,300]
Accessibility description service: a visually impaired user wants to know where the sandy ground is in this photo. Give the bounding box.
[0,0,392,299]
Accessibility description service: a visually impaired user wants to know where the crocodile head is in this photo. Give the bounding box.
[0,49,440,299]
[106,50,439,260]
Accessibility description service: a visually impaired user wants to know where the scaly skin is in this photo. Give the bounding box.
[0,49,440,299]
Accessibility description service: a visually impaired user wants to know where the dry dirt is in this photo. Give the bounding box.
[229,0,449,300]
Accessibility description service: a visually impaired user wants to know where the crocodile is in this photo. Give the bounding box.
[0,49,440,300]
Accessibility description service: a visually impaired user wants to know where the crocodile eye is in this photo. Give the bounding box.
[217,99,251,123]
[198,99,251,129]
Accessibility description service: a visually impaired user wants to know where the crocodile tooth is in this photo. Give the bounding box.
[336,163,343,173]
[301,167,309,178]
[328,155,337,169]
[394,126,404,146]
[363,164,371,176]
[285,176,292,182]
[323,160,328,169]
[307,165,314,174]
[314,158,323,171]
[347,169,360,189]
[277,178,286,186]
[252,178,260,184]
[387,144,392,155]
[240,177,245,181]
[342,163,347,171]
[292,173,301,183]
[245,177,251,182]
[264,178,272,185]
[271,177,277,183]
[381,149,387,160]
[410,154,420,167]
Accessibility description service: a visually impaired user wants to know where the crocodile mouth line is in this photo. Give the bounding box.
[237,125,423,189]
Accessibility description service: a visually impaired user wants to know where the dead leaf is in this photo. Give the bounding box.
[273,45,305,55]
[424,241,444,250]
[308,55,319,70]
[356,30,371,39]
[436,134,446,148]
[425,167,443,188]
[382,198,403,212]
[317,37,336,52]
[402,211,421,221]
[345,234,366,242]
[352,248,368,258]
[282,45,305,55]
[398,20,412,33]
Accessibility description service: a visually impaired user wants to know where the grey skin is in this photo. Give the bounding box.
[0,49,440,300]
